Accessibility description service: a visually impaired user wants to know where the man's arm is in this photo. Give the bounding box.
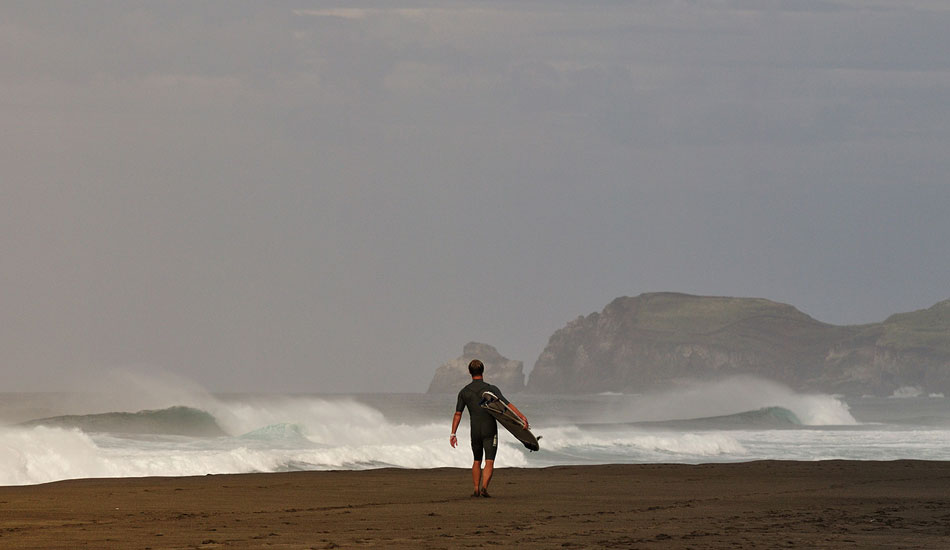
[507,402,529,430]
[450,411,462,448]
[489,385,529,430]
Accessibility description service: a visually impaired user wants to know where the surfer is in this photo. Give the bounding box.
[450,359,529,498]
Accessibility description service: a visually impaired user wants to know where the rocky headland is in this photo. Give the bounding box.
[527,293,950,396]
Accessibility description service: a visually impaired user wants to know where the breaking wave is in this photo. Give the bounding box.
[5,375,944,487]
[19,406,226,437]
[238,423,309,442]
[0,397,514,485]
[621,406,804,429]
[600,377,857,426]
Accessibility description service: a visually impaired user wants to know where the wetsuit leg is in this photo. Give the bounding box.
[471,428,498,461]
[484,433,498,461]
[471,437,484,461]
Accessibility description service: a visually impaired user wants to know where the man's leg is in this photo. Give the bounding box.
[481,459,494,493]
[480,432,497,496]
[471,460,481,494]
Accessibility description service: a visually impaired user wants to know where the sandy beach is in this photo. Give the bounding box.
[1,461,948,549]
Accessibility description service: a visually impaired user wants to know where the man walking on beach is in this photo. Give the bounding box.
[450,359,529,497]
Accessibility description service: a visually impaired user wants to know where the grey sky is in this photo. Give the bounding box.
[3,1,949,392]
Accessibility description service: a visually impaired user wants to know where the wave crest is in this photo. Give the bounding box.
[603,377,856,426]
[20,406,226,437]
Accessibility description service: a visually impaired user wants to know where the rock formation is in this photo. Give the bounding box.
[821,298,950,395]
[427,342,525,393]
[527,293,950,396]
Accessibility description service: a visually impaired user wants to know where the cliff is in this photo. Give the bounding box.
[527,293,950,396]
[427,342,525,393]
[821,298,950,395]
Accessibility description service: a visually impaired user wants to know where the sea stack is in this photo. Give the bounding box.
[427,342,525,393]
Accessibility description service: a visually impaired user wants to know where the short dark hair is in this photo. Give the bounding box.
[468,359,484,376]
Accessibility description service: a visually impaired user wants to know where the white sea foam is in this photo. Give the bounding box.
[0,394,522,485]
[890,386,924,398]
[6,373,950,487]
[0,421,485,486]
[539,425,747,457]
[0,426,115,485]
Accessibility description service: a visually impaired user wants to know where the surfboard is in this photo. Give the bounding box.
[479,391,540,452]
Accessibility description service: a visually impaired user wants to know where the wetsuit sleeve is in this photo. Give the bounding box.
[455,390,466,413]
[488,384,510,405]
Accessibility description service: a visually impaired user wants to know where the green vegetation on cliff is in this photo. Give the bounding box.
[528,293,950,396]
[875,299,950,353]
[604,292,818,334]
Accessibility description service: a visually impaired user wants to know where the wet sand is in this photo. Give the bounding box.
[2,461,949,549]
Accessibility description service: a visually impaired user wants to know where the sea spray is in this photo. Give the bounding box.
[0,426,113,485]
[209,396,393,441]
[20,406,226,436]
[602,377,856,426]
[208,395,528,469]
[0,418,488,486]
[6,380,950,487]
[0,394,513,485]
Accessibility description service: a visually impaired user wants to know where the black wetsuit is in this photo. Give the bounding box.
[456,379,509,461]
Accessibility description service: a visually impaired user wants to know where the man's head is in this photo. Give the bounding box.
[468,359,485,377]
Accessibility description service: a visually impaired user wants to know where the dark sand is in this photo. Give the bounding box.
[2,461,949,549]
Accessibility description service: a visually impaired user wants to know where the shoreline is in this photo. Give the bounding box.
[2,461,949,549]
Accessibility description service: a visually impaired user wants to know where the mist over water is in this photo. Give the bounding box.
[1,374,948,486]
[599,377,857,426]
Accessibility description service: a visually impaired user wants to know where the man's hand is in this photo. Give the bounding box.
[517,413,530,430]
[508,403,529,431]
[450,411,462,448]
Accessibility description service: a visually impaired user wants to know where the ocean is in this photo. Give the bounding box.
[2,377,948,486]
